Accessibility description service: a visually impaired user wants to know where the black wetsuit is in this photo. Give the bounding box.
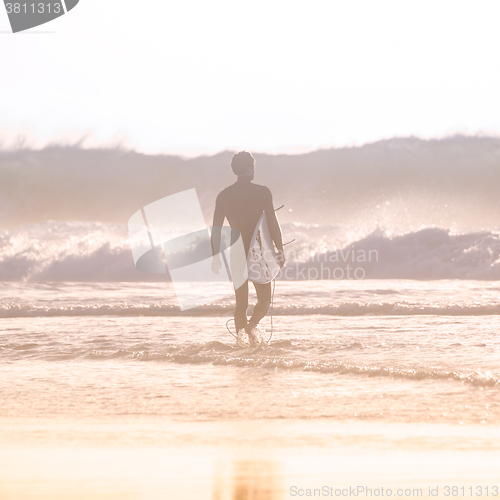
[212,176,283,331]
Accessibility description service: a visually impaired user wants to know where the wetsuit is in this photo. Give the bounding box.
[212,176,283,331]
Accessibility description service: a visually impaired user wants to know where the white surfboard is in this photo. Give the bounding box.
[247,212,281,284]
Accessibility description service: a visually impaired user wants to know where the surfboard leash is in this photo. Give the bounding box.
[225,312,274,344]
[268,278,276,344]
[226,318,237,339]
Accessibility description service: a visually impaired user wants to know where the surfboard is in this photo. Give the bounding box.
[247,212,281,284]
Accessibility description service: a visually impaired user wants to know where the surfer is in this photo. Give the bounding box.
[211,151,285,345]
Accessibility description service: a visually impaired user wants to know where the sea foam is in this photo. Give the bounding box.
[1,221,500,282]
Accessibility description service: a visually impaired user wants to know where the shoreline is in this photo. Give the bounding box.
[0,418,499,499]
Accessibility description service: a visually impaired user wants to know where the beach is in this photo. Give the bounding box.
[0,280,499,498]
[1,419,499,499]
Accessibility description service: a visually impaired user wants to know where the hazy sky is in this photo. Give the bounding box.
[1,0,500,155]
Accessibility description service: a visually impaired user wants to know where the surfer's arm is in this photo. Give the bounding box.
[263,188,286,267]
[267,209,286,268]
[268,212,283,252]
[263,190,284,252]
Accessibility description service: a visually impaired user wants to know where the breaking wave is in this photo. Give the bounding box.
[1,221,500,282]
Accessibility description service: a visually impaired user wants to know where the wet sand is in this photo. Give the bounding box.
[1,418,499,499]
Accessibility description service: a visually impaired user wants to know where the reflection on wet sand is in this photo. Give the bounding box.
[213,460,284,500]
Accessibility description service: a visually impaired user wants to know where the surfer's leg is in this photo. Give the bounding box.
[234,280,249,331]
[249,281,272,327]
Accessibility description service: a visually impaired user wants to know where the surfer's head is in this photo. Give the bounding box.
[231,151,255,180]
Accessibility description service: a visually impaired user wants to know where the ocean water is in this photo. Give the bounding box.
[1,280,498,430]
[1,162,500,497]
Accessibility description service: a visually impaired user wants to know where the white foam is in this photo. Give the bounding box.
[1,221,500,282]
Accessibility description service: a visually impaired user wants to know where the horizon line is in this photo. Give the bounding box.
[1,131,500,159]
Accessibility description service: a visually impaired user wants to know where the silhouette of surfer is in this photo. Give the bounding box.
[211,151,285,346]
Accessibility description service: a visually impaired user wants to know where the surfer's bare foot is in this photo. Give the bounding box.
[236,329,249,348]
[246,323,263,346]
